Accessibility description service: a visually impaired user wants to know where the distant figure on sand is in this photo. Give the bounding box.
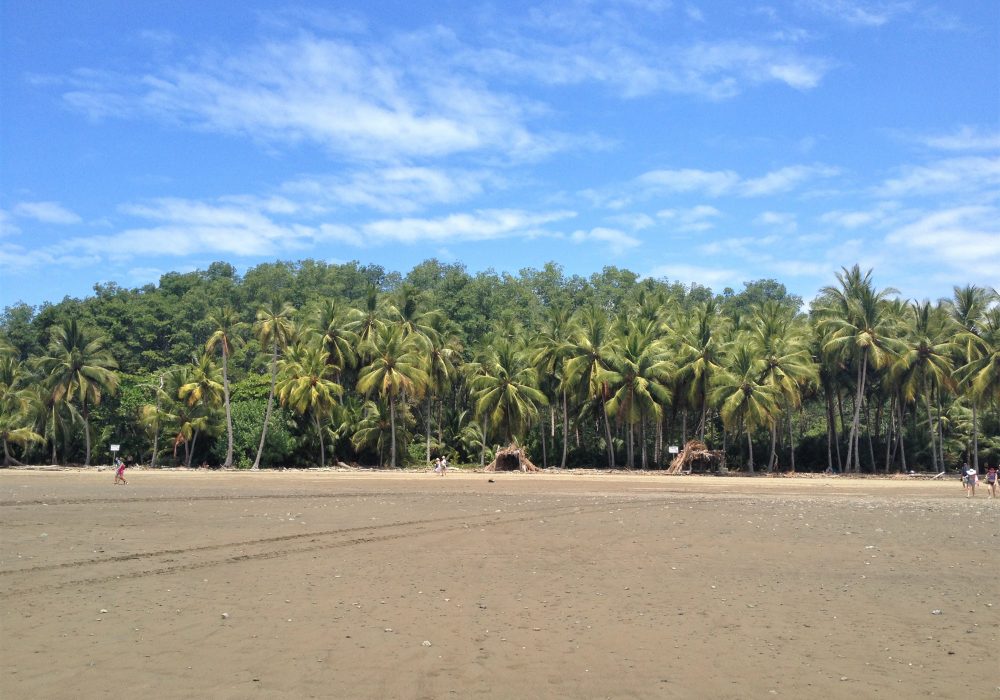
[985,465,998,499]
[441,456,448,475]
[114,458,128,485]
[433,457,443,476]
[965,467,977,498]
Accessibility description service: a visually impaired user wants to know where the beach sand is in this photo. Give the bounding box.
[1,469,997,699]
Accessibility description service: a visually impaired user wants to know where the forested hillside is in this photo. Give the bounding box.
[1,259,997,472]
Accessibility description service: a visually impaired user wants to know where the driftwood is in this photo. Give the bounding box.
[484,444,540,472]
[667,440,726,474]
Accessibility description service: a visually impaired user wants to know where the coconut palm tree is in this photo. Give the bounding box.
[314,299,359,382]
[710,340,781,473]
[949,285,996,469]
[277,344,343,467]
[356,324,428,468]
[471,337,547,446]
[251,299,296,469]
[678,300,725,442]
[179,353,225,467]
[529,305,574,468]
[40,319,118,466]
[815,266,900,472]
[599,318,673,469]
[750,302,818,471]
[563,305,617,467]
[206,306,246,468]
[0,353,44,466]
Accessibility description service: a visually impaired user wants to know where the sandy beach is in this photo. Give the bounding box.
[1,469,997,699]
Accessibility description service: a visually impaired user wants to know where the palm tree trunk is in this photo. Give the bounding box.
[789,408,797,473]
[896,400,907,472]
[972,401,979,470]
[603,399,615,468]
[314,412,325,468]
[540,416,547,468]
[222,349,233,468]
[151,375,163,468]
[480,415,489,467]
[746,427,755,473]
[923,386,937,472]
[884,395,895,473]
[83,403,92,467]
[389,395,397,469]
[187,430,199,468]
[425,395,432,465]
[252,342,280,470]
[935,390,945,468]
[767,424,777,473]
[560,390,568,468]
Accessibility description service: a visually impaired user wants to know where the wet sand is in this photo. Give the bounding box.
[1,469,997,699]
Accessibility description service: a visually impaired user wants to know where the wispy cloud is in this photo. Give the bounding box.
[916,125,1000,152]
[644,262,740,289]
[12,201,82,225]
[754,211,798,231]
[884,205,1000,280]
[570,226,641,254]
[656,205,722,232]
[876,156,1000,198]
[800,0,908,27]
[361,209,576,245]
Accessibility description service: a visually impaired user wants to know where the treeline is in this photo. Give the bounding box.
[1,259,998,472]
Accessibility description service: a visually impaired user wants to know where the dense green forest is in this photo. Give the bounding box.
[1,259,998,473]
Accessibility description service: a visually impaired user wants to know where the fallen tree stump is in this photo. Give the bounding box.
[667,440,726,474]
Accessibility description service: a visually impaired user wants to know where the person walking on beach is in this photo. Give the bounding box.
[114,457,128,485]
[433,457,443,476]
[985,464,998,499]
[965,466,978,498]
[440,455,448,476]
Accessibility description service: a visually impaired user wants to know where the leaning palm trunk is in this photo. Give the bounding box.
[923,384,937,472]
[252,340,280,470]
[187,430,199,468]
[746,427,755,473]
[767,424,778,473]
[425,395,432,465]
[82,403,92,467]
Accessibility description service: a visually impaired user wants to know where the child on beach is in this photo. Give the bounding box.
[114,458,128,485]
[986,465,998,499]
[965,467,977,498]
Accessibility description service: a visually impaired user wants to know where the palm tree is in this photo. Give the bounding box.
[356,324,428,468]
[750,302,817,471]
[815,266,900,472]
[277,344,343,467]
[893,301,956,472]
[529,305,573,468]
[678,300,725,442]
[471,337,547,446]
[251,299,295,469]
[710,340,781,473]
[563,305,617,467]
[351,399,392,466]
[0,353,44,466]
[421,317,459,463]
[956,303,1000,460]
[314,299,359,381]
[40,319,118,466]
[949,285,996,469]
[599,318,673,469]
[206,306,246,468]
[179,353,225,467]
[349,286,386,352]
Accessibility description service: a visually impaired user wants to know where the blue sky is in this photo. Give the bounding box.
[1,0,998,309]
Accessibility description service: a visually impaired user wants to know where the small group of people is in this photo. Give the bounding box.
[433,455,449,476]
[962,462,998,498]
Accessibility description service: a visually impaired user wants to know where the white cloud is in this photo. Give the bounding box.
[801,0,904,27]
[657,205,722,232]
[629,163,837,202]
[282,166,495,215]
[0,210,20,237]
[12,201,82,224]
[877,156,1000,198]
[754,211,798,231]
[604,213,656,230]
[917,126,1000,152]
[570,227,641,254]
[644,263,739,289]
[884,205,1000,280]
[64,35,556,162]
[819,202,900,229]
[739,164,839,196]
[361,209,576,244]
[638,168,740,196]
